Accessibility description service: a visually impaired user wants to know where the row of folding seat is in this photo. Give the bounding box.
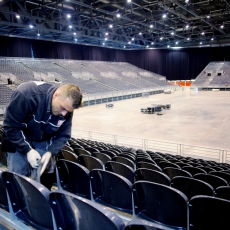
[1,169,171,230]
[1,168,230,230]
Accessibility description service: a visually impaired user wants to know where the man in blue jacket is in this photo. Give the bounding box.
[2,81,82,187]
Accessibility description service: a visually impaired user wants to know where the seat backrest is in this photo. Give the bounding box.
[2,171,53,230]
[118,153,135,162]
[112,156,135,169]
[171,176,214,200]
[90,169,133,213]
[135,168,170,186]
[105,161,134,183]
[92,152,112,164]
[124,219,175,230]
[78,155,103,171]
[101,150,117,158]
[137,162,162,172]
[0,169,8,212]
[209,171,230,185]
[133,181,188,229]
[136,157,155,164]
[215,186,230,201]
[194,173,228,189]
[189,195,230,230]
[56,159,91,199]
[182,166,207,176]
[75,148,91,156]
[158,161,180,170]
[61,149,78,163]
[49,191,125,230]
[163,167,192,179]
[197,166,215,173]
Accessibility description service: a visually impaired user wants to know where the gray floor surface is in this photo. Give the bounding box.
[72,88,230,151]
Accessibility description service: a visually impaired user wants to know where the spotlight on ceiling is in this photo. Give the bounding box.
[139,32,142,35]
[150,24,153,28]
[162,14,167,18]
[69,25,72,29]
[16,14,20,19]
[171,32,174,35]
[29,25,33,28]
[109,24,113,28]
[67,14,71,18]
[73,32,76,35]
[116,13,121,18]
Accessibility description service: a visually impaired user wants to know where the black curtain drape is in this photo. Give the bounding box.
[0,35,230,81]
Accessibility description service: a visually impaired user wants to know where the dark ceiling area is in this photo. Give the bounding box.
[0,0,230,50]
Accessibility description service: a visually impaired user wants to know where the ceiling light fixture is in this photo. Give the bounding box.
[109,24,113,28]
[150,24,153,28]
[171,32,174,35]
[139,32,142,35]
[67,14,71,18]
[29,25,33,28]
[73,32,76,35]
[16,14,20,19]
[116,13,121,18]
[69,25,72,29]
[132,38,134,41]
[162,14,167,18]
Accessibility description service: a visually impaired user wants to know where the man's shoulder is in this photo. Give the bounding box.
[17,81,55,95]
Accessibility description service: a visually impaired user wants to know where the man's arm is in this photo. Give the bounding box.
[47,113,73,155]
[3,91,33,154]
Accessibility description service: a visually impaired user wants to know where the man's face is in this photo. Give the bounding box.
[51,96,74,116]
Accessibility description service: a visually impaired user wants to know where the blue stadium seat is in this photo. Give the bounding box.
[189,195,230,230]
[49,191,125,230]
[133,181,188,229]
[2,171,53,230]
[56,159,91,199]
[90,169,133,213]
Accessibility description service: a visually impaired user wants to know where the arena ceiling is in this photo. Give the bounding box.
[0,0,230,50]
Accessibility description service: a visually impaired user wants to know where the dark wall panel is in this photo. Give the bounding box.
[0,35,230,81]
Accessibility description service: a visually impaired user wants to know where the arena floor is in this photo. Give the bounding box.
[72,88,230,151]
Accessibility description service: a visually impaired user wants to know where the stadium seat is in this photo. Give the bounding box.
[56,159,91,199]
[209,171,230,184]
[112,156,135,169]
[189,195,230,230]
[182,166,207,176]
[124,219,175,230]
[194,173,228,189]
[2,171,53,230]
[49,191,125,230]
[135,168,171,186]
[92,152,112,164]
[171,176,214,200]
[78,155,104,171]
[215,186,230,201]
[197,166,216,173]
[163,167,192,179]
[133,181,188,229]
[157,161,180,170]
[90,169,133,213]
[137,162,162,172]
[61,149,78,163]
[74,148,91,156]
[0,169,8,212]
[105,161,135,183]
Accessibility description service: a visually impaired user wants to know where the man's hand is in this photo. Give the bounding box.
[40,151,52,176]
[27,149,41,168]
